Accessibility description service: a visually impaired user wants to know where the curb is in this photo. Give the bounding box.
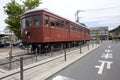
[34,45,101,80]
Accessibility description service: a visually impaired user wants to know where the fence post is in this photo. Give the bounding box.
[87,42,89,50]
[79,43,82,54]
[51,45,53,56]
[64,44,66,61]
[45,46,48,56]
[69,43,70,51]
[20,57,23,80]
[27,45,29,54]
[92,42,94,48]
[35,49,37,62]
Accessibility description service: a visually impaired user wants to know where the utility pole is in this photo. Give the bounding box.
[75,10,84,23]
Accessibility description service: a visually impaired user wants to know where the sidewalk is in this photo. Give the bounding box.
[0,47,28,59]
[0,43,101,80]
[0,50,22,59]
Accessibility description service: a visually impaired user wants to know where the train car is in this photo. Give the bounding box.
[21,9,90,53]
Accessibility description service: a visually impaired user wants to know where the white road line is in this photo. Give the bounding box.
[95,60,106,74]
[105,49,112,53]
[106,61,113,69]
[95,60,113,75]
[95,46,113,75]
[108,45,111,48]
[101,53,113,59]
[52,75,74,80]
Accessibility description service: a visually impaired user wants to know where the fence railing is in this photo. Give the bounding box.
[0,41,100,80]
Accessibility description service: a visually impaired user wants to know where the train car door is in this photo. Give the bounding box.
[43,15,51,42]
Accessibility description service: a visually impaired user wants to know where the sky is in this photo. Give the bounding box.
[0,0,120,32]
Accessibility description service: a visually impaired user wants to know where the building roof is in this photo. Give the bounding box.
[89,26,108,30]
[0,31,13,38]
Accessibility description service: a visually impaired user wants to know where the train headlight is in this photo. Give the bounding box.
[25,30,30,35]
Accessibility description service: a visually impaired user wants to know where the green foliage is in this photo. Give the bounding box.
[110,25,120,33]
[4,0,42,38]
[96,31,99,40]
[22,0,42,11]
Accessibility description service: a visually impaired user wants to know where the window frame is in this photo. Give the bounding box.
[44,15,49,27]
[50,17,55,27]
[70,24,76,32]
[26,16,32,27]
[33,15,41,26]
[21,18,26,28]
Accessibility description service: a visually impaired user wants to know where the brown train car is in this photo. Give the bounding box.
[21,9,90,53]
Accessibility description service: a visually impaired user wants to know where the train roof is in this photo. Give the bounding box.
[23,8,88,29]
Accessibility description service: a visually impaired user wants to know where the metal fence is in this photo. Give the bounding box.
[0,41,99,80]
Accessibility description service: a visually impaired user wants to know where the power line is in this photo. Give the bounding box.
[76,6,120,24]
[80,15,120,18]
[81,6,120,12]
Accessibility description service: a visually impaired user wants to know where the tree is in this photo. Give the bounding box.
[4,0,42,38]
[110,25,120,33]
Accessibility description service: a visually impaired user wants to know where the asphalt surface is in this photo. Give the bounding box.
[47,41,120,80]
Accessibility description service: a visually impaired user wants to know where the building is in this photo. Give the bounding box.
[90,26,109,40]
[0,31,17,44]
[0,31,8,38]
[111,32,120,40]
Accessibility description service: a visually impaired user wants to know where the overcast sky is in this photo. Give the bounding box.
[0,0,120,31]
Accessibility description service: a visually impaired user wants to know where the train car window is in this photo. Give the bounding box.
[76,26,80,32]
[66,21,70,30]
[74,27,76,32]
[86,29,88,33]
[34,15,41,26]
[76,26,78,32]
[50,17,55,27]
[61,21,64,28]
[70,25,76,31]
[26,17,32,27]
[56,19,64,29]
[70,25,73,31]
[79,28,81,32]
[84,29,86,33]
[88,30,90,34]
[21,18,26,28]
[70,25,75,31]
[76,27,78,32]
[83,28,85,33]
[45,16,49,26]
[56,19,61,28]
[80,28,83,32]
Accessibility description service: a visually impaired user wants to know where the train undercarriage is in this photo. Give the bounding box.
[23,40,88,54]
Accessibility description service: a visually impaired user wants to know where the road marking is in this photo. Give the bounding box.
[105,49,112,53]
[95,60,113,74]
[52,75,75,80]
[101,53,113,59]
[108,45,111,48]
[95,46,113,75]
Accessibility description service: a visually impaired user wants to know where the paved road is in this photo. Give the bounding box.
[47,41,120,80]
